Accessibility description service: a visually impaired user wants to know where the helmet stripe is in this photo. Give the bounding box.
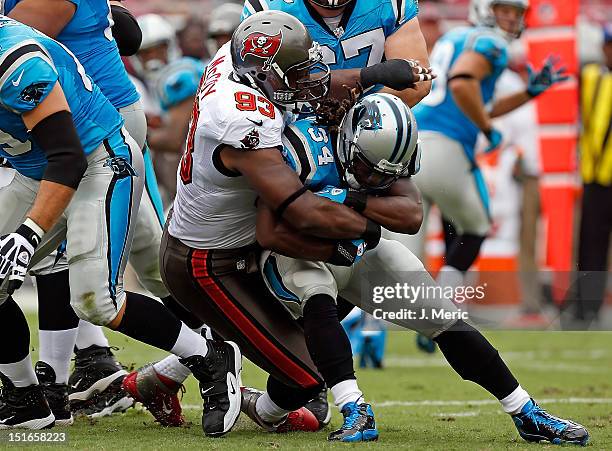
[397,106,418,165]
[382,95,405,164]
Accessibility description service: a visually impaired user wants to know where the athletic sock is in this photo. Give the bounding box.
[115,292,207,358]
[35,270,80,383]
[76,320,110,349]
[436,265,465,295]
[500,385,531,414]
[303,294,356,387]
[330,379,364,411]
[153,354,192,384]
[38,329,78,384]
[161,295,204,330]
[0,354,38,388]
[256,391,291,423]
[0,297,37,387]
[434,320,520,401]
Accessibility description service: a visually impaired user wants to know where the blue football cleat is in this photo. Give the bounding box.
[416,333,437,354]
[328,402,379,442]
[512,399,589,446]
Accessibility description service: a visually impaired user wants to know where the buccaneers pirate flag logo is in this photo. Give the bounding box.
[240,31,283,71]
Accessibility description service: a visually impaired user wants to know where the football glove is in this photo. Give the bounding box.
[526,55,570,98]
[483,127,503,153]
[0,221,42,294]
[360,59,435,91]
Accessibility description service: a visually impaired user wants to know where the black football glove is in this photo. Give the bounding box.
[360,59,435,91]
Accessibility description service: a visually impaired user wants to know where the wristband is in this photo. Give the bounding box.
[344,190,367,213]
[362,219,381,249]
[16,218,44,248]
[328,241,359,267]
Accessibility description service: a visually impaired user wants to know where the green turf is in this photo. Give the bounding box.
[3,316,611,450]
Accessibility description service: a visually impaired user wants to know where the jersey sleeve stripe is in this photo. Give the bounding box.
[283,125,313,183]
[0,41,55,90]
[245,0,267,13]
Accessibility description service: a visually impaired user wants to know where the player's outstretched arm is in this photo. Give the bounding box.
[361,178,423,234]
[22,82,87,232]
[7,0,76,38]
[448,51,494,134]
[382,17,433,106]
[222,146,379,242]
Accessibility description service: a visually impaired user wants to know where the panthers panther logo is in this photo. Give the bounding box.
[19,82,49,105]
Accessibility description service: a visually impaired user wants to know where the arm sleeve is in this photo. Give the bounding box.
[0,43,58,113]
[111,4,142,56]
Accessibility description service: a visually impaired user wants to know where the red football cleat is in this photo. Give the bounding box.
[122,364,185,427]
[241,387,320,433]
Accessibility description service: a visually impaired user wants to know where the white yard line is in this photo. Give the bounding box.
[180,397,612,410]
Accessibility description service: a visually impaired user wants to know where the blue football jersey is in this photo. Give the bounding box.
[2,0,139,109]
[413,26,509,158]
[282,117,341,190]
[0,18,123,180]
[242,0,417,71]
[154,57,205,112]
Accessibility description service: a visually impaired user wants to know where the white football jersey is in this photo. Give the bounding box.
[169,43,285,249]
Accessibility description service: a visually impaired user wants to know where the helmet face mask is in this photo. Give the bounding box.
[231,11,331,111]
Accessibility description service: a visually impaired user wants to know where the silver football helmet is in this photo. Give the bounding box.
[337,93,420,192]
[469,0,529,40]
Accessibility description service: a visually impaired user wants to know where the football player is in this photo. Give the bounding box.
[254,92,589,445]
[405,0,567,290]
[242,0,435,106]
[157,10,384,433]
[2,1,199,421]
[0,17,242,435]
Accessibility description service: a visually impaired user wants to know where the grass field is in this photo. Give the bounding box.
[7,315,612,450]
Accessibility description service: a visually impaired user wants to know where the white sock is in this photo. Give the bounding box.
[500,385,531,414]
[39,328,78,383]
[256,392,290,423]
[75,320,109,349]
[331,379,364,411]
[437,265,465,301]
[153,354,192,384]
[170,323,208,359]
[0,353,38,387]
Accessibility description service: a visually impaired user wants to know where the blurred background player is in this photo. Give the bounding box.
[405,0,567,298]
